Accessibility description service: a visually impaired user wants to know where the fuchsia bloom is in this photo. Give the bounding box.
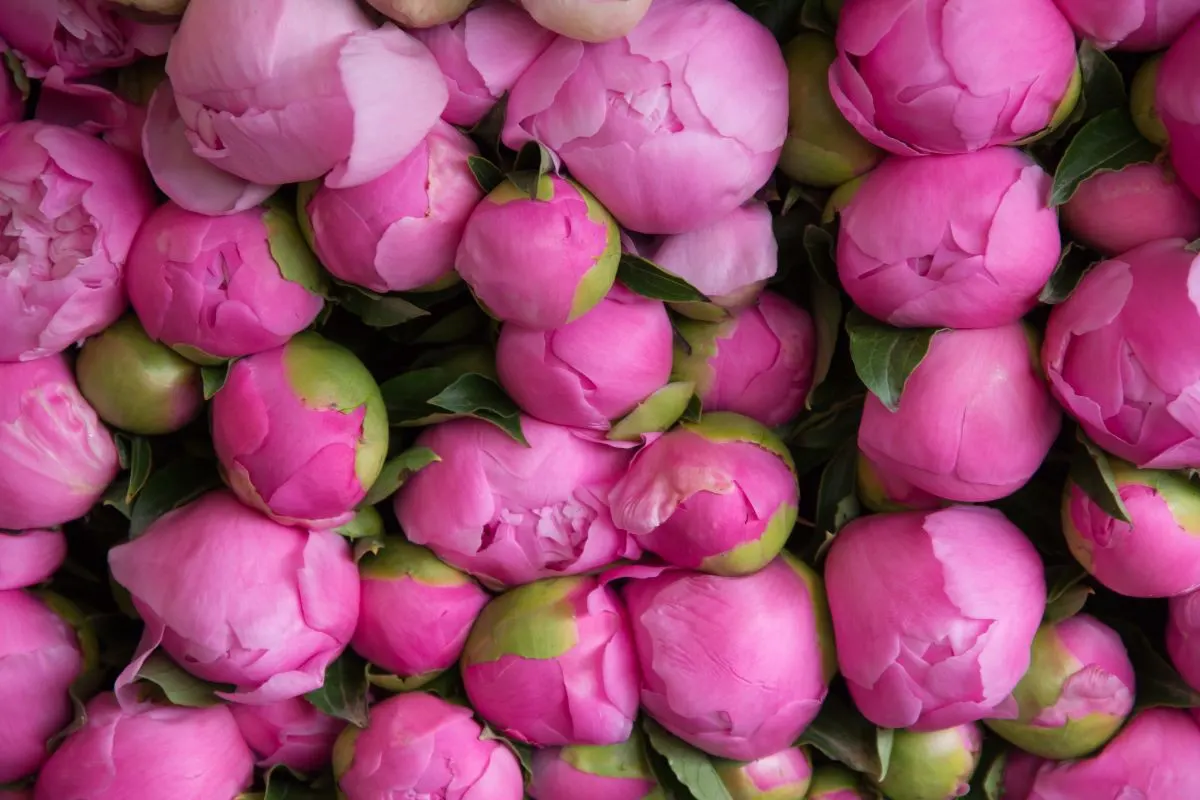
[1053,0,1200,50]
[0,121,154,362]
[503,0,788,234]
[1159,16,1200,200]
[0,590,82,783]
[715,746,813,799]
[825,506,1047,731]
[109,490,360,704]
[302,121,482,293]
[394,416,636,589]
[528,732,661,800]
[878,724,983,800]
[413,2,555,127]
[830,0,1079,156]
[462,575,640,746]
[0,355,119,530]
[1043,239,1200,469]
[336,692,524,800]
[34,692,254,800]
[230,697,345,774]
[0,529,66,590]
[1168,588,1200,691]
[837,149,1061,329]
[1062,163,1200,257]
[620,555,836,761]
[518,0,653,42]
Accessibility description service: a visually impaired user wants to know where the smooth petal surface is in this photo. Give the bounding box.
[1054,0,1200,50]
[231,697,345,773]
[0,530,67,590]
[652,202,778,301]
[1159,17,1200,198]
[1062,163,1200,256]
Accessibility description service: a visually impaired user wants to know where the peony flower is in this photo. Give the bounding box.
[1062,162,1200,257]
[230,697,345,774]
[1053,0,1200,50]
[714,746,813,800]
[528,731,662,800]
[876,724,983,800]
[1168,588,1200,692]
[1159,16,1200,199]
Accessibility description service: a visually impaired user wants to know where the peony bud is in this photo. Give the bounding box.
[230,697,345,774]
[0,355,119,530]
[0,121,155,362]
[300,121,482,293]
[1168,589,1200,691]
[76,315,204,436]
[837,149,1061,329]
[335,692,523,799]
[497,285,674,430]
[1062,461,1200,597]
[211,333,388,529]
[503,0,787,234]
[518,0,652,42]
[808,765,871,800]
[1053,0,1200,51]
[463,575,639,746]
[394,416,636,588]
[1043,239,1200,469]
[825,506,1046,731]
[456,175,620,330]
[987,615,1135,758]
[856,451,945,513]
[529,731,662,800]
[34,692,254,800]
[779,33,882,188]
[1131,55,1168,146]
[672,293,815,427]
[365,0,473,27]
[352,538,489,685]
[876,724,983,800]
[714,746,812,799]
[0,529,66,590]
[859,324,1061,502]
[830,0,1079,155]
[621,554,836,760]
[1159,16,1200,199]
[1062,162,1200,256]
[108,490,360,703]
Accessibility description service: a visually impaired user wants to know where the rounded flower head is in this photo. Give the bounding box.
[352,538,489,683]
[0,529,66,590]
[1168,588,1200,691]
[0,121,154,362]
[497,284,673,430]
[33,693,254,800]
[394,416,637,589]
[335,692,524,800]
[1043,239,1200,469]
[837,149,1061,329]
[672,293,815,427]
[518,0,651,41]
[0,355,119,530]
[986,615,1135,758]
[825,506,1047,731]
[808,765,871,800]
[301,121,482,293]
[413,2,555,127]
[830,0,1079,155]
[463,575,639,746]
[529,731,662,800]
[621,554,837,760]
[714,746,812,800]
[211,333,388,529]
[457,175,620,330]
[1054,0,1200,51]
[108,490,360,704]
[877,724,983,800]
[1063,461,1200,597]
[1062,162,1200,257]
[0,590,83,783]
[860,324,1061,502]
[230,697,345,774]
[365,0,473,27]
[1159,16,1200,199]
[503,0,788,234]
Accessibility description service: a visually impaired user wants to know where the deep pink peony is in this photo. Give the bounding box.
[230,697,345,773]
[1062,162,1200,256]
[1053,0,1200,50]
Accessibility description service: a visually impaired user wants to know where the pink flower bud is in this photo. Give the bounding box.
[1053,0,1200,50]
[715,746,813,799]
[336,692,524,800]
[808,765,871,800]
[1168,589,1200,691]
[211,333,388,529]
[108,490,360,704]
[825,506,1047,731]
[672,293,815,427]
[1062,163,1200,257]
[830,0,1079,155]
[497,285,674,430]
[528,732,661,799]
[0,590,82,783]
[34,693,254,800]
[352,539,489,682]
[610,413,799,575]
[860,324,1061,502]
[1043,239,1200,469]
[457,175,620,330]
[463,576,639,746]
[1159,17,1200,200]
[878,724,983,800]
[413,2,555,126]
[0,121,154,362]
[230,697,345,774]
[0,530,66,590]
[365,0,473,27]
[518,0,651,41]
[503,0,787,234]
[394,416,637,588]
[165,0,448,188]
[838,150,1061,328]
[0,355,119,530]
[621,555,836,760]
[127,202,326,364]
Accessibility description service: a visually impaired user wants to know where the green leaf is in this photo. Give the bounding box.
[643,718,734,800]
[1039,242,1100,305]
[1077,41,1127,121]
[1044,583,1093,624]
[798,690,889,781]
[1105,619,1200,710]
[332,506,385,540]
[617,254,709,303]
[844,309,940,412]
[427,373,527,444]
[336,283,430,328]
[805,225,843,408]
[361,447,440,506]
[125,437,153,505]
[467,155,505,194]
[201,361,233,400]
[1069,430,1133,523]
[510,141,555,198]
[1186,238,1200,254]
[803,224,839,288]
[352,536,385,563]
[813,442,862,552]
[798,0,835,34]
[135,651,229,707]
[128,458,222,538]
[875,728,895,782]
[1050,109,1160,206]
[114,431,131,469]
[305,650,370,727]
[608,381,695,442]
